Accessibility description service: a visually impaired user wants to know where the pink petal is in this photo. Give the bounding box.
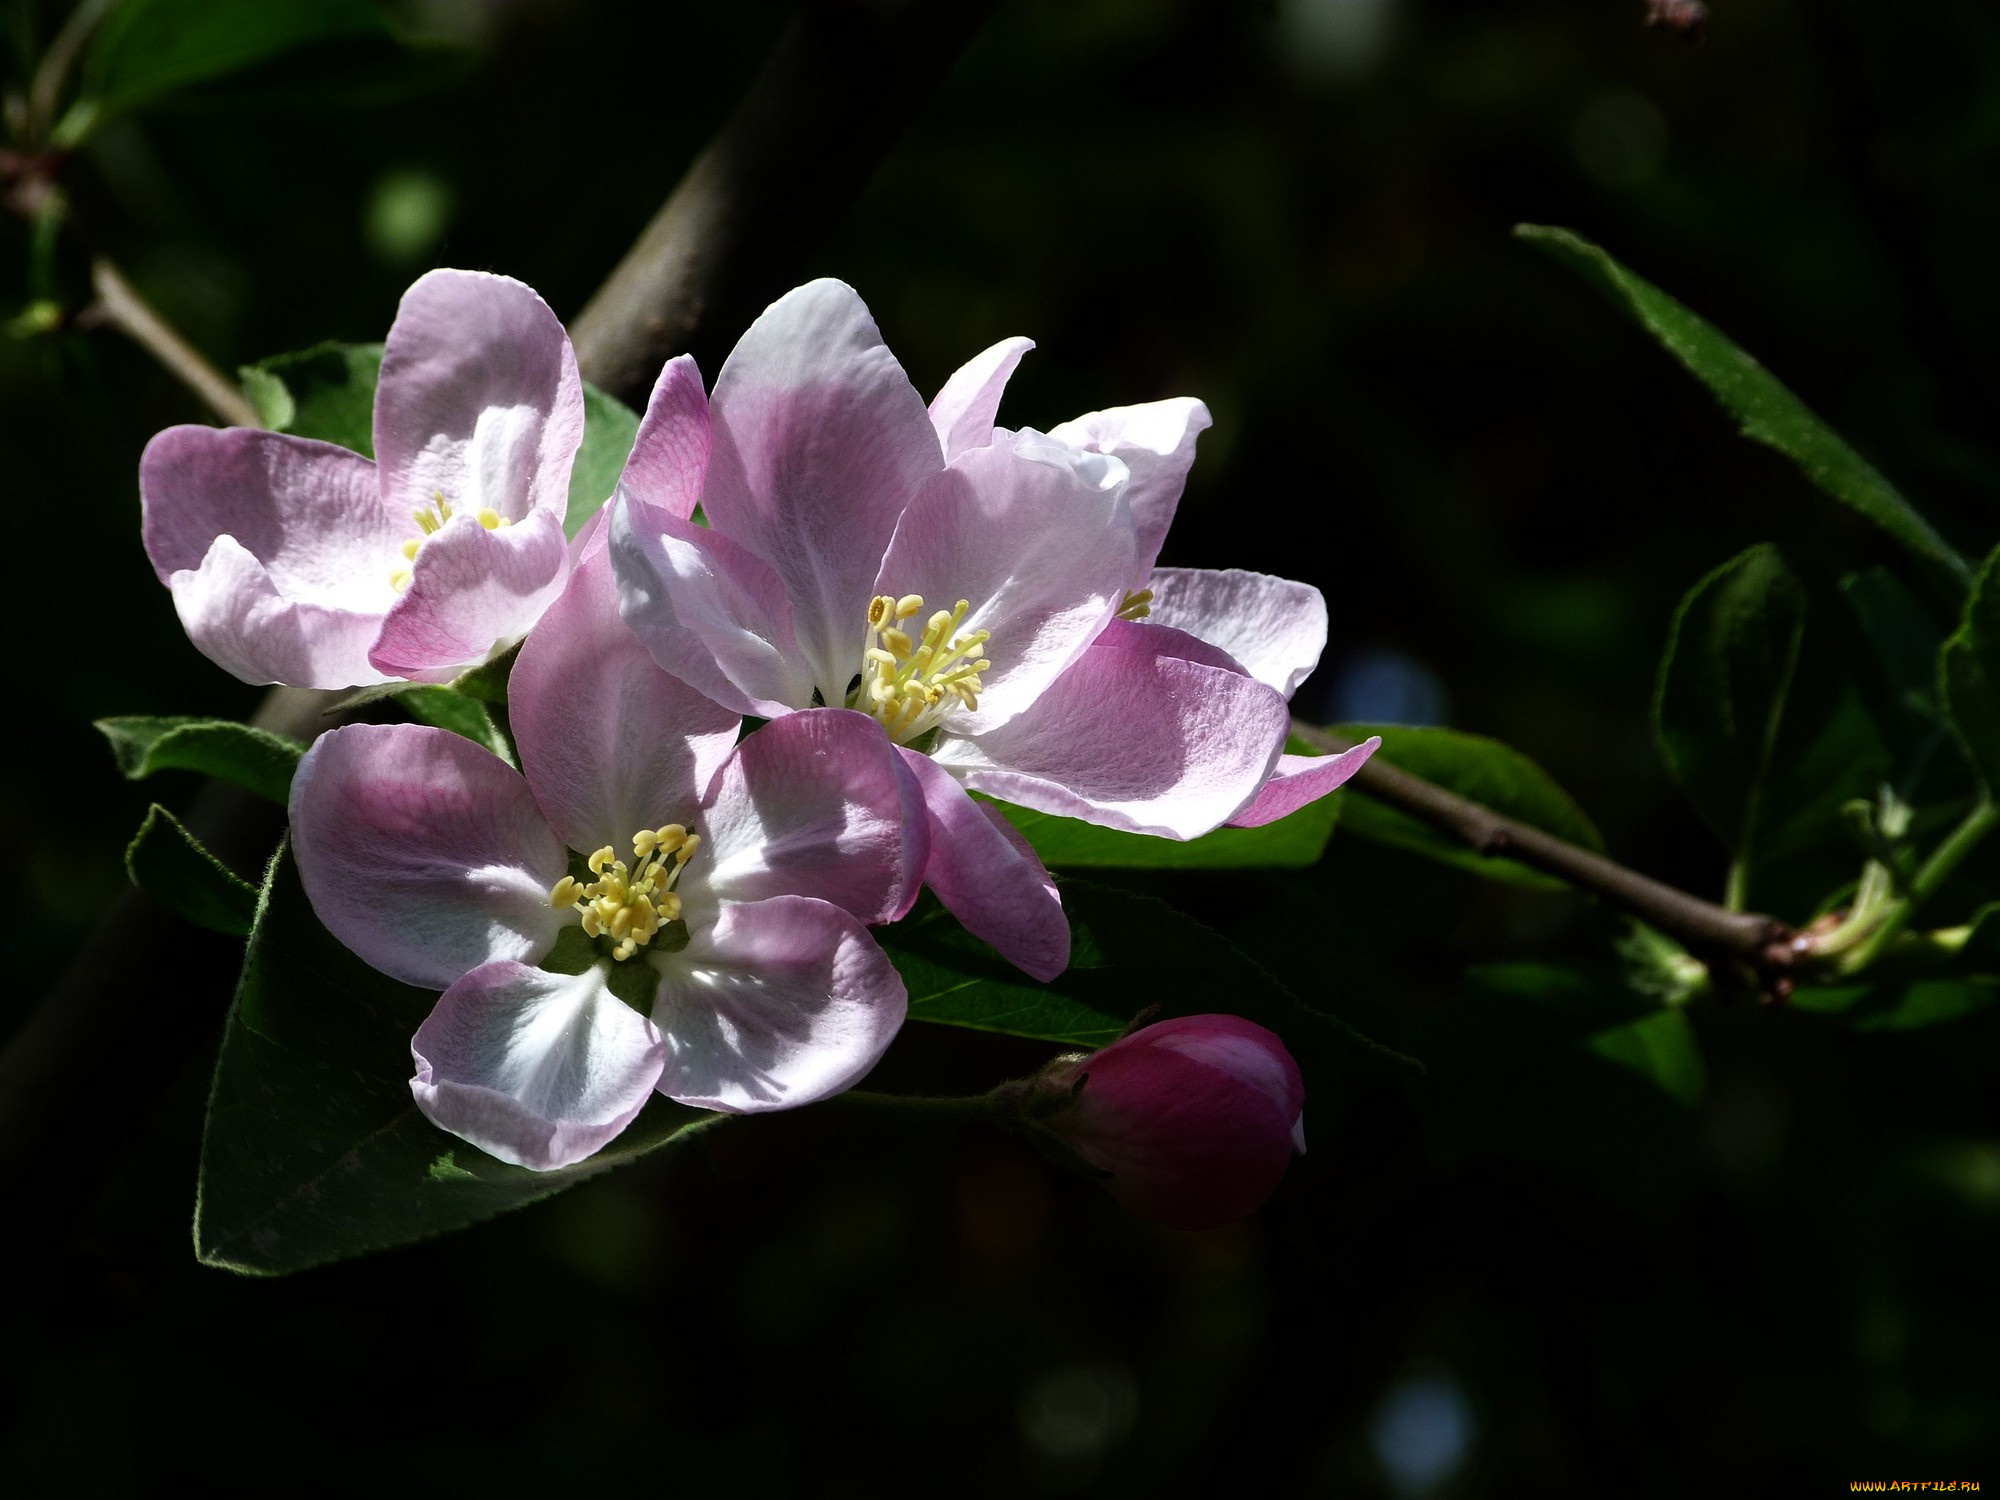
[367,506,570,681]
[510,547,740,855]
[619,353,709,522]
[373,268,585,526]
[652,895,907,1113]
[1049,398,1211,580]
[609,493,817,718]
[897,748,1067,981]
[693,709,927,925]
[412,961,666,1170]
[928,336,1034,458]
[874,428,1137,734]
[702,279,943,697]
[932,620,1290,839]
[290,723,570,991]
[140,424,399,609]
[1228,740,1379,829]
[1144,567,1328,699]
[167,536,392,689]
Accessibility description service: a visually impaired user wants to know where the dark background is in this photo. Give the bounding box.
[5,0,1999,1492]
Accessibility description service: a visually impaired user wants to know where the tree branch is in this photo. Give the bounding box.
[83,257,263,427]
[569,0,998,400]
[1293,723,1800,987]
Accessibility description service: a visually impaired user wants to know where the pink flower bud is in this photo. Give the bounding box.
[1048,1014,1305,1230]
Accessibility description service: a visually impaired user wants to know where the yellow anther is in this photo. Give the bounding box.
[477,507,505,530]
[633,829,658,858]
[851,591,994,744]
[401,538,421,562]
[1117,588,1154,621]
[549,824,701,962]
[881,628,913,657]
[389,569,412,592]
[895,594,924,618]
[549,876,581,910]
[868,596,892,627]
[588,846,615,874]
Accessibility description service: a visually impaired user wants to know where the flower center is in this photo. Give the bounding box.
[547,824,700,963]
[388,491,511,592]
[852,593,991,744]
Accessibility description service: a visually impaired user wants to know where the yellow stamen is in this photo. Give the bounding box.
[851,593,992,744]
[1117,588,1153,621]
[548,825,701,962]
[392,492,511,589]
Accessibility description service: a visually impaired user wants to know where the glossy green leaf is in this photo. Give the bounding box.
[236,340,640,539]
[567,384,641,539]
[96,715,303,804]
[1655,546,1889,878]
[85,0,395,115]
[394,685,514,766]
[195,847,716,1276]
[240,342,383,455]
[987,791,1338,870]
[125,804,258,936]
[882,880,1411,1083]
[1940,547,2000,790]
[1331,724,1602,890]
[1517,224,1968,590]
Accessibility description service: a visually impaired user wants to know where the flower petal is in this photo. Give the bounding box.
[1049,398,1210,580]
[1144,566,1328,699]
[367,506,570,681]
[373,268,585,525]
[874,428,1137,733]
[510,547,740,854]
[1227,739,1379,828]
[619,353,709,522]
[897,748,1067,981]
[167,536,392,689]
[140,424,399,610]
[412,961,666,1170]
[928,335,1034,459]
[932,620,1289,839]
[702,279,943,696]
[290,722,570,990]
[610,493,817,718]
[694,709,926,925]
[652,896,906,1113]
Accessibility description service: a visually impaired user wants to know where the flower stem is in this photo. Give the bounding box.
[1841,797,2000,972]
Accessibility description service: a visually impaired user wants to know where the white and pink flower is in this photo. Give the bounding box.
[609,280,1375,982]
[288,550,926,1170]
[142,269,586,689]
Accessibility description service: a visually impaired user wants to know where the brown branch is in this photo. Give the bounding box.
[84,257,263,428]
[1294,723,1799,987]
[569,0,999,400]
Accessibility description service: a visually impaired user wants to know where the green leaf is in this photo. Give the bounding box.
[567,384,642,539]
[239,342,383,455]
[195,847,716,1275]
[881,879,1411,1083]
[1332,724,1602,890]
[394,685,514,766]
[987,792,1338,870]
[1517,224,1968,591]
[95,715,303,804]
[1941,547,2000,790]
[1587,1008,1706,1106]
[125,804,258,936]
[85,0,395,116]
[1654,546,1889,880]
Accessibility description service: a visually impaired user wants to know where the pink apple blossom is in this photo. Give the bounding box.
[609,280,1376,983]
[288,548,925,1170]
[142,269,585,689]
[1046,1014,1307,1230]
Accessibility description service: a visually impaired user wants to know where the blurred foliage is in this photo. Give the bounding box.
[7,0,2000,1494]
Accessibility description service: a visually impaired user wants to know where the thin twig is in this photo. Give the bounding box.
[1295,722,1798,983]
[85,257,262,427]
[25,0,115,145]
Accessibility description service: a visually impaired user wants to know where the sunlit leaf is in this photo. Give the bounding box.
[1518,224,1967,591]
[96,715,302,804]
[194,847,715,1276]
[987,792,1338,870]
[567,384,640,539]
[394,685,514,766]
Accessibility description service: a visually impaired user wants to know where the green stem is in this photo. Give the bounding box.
[1723,856,1750,913]
[1845,798,2000,971]
[832,1089,1008,1123]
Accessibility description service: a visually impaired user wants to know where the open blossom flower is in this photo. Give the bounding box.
[1043,1015,1306,1231]
[288,548,925,1170]
[610,280,1376,982]
[142,268,585,689]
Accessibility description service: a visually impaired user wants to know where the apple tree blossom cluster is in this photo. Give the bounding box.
[138,268,1374,1226]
